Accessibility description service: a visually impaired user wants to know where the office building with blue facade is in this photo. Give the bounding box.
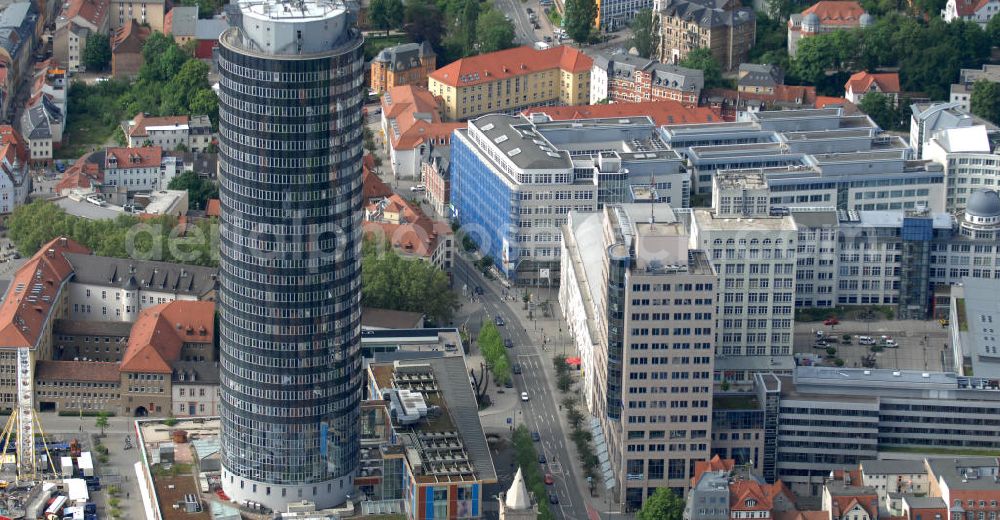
[451,113,688,284]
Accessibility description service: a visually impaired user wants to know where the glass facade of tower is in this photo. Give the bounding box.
[216,19,365,504]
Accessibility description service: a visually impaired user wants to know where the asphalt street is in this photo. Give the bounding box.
[453,255,592,520]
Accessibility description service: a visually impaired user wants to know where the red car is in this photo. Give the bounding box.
[824,317,840,326]
[544,473,555,485]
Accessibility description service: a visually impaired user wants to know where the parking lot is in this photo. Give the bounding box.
[793,319,952,372]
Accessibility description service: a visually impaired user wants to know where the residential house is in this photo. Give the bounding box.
[164,5,197,45]
[379,85,463,180]
[363,193,454,272]
[523,99,720,125]
[427,45,592,120]
[655,0,755,71]
[700,83,818,120]
[122,113,213,151]
[844,71,900,105]
[787,1,871,56]
[422,146,450,218]
[925,458,1000,520]
[193,16,228,59]
[362,166,392,204]
[20,95,62,166]
[738,63,783,94]
[111,19,150,79]
[111,0,166,32]
[53,0,110,72]
[0,126,30,217]
[589,50,703,105]
[821,480,880,520]
[102,146,168,192]
[685,455,800,520]
[0,2,39,120]
[942,0,1000,26]
[950,65,1000,112]
[369,41,436,93]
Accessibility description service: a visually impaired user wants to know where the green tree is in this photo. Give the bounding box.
[361,237,459,324]
[462,0,481,54]
[82,34,111,72]
[95,412,110,436]
[563,0,597,43]
[189,89,219,128]
[857,92,899,131]
[680,47,725,89]
[404,0,445,48]
[629,9,655,58]
[168,171,219,210]
[475,9,515,54]
[638,488,685,520]
[988,13,1000,47]
[370,0,404,35]
[971,79,1000,125]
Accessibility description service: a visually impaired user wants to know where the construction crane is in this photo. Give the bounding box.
[0,348,56,481]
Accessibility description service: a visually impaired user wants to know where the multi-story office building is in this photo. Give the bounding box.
[590,51,704,106]
[922,123,1000,212]
[687,172,798,383]
[561,203,716,510]
[909,102,997,160]
[745,367,1000,497]
[596,0,654,30]
[654,0,755,71]
[216,0,365,510]
[427,45,592,121]
[451,113,688,283]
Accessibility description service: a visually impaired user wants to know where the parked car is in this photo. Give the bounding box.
[858,336,876,345]
[475,285,484,295]
[504,379,513,388]
[495,315,505,326]
[521,392,529,402]
[526,7,533,13]
[884,339,898,348]
[813,342,830,349]
[504,338,514,348]
[815,330,825,338]
[824,317,840,326]
[538,453,546,464]
[548,492,559,504]
[531,431,540,441]
[512,363,522,374]
[410,184,426,192]
[939,318,950,327]
[545,473,555,485]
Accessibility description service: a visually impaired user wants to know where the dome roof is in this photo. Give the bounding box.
[967,190,1000,218]
[859,13,874,26]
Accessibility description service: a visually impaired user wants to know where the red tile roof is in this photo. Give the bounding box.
[801,1,866,25]
[729,480,796,512]
[0,237,91,348]
[845,71,900,95]
[127,114,189,138]
[524,100,720,125]
[36,360,120,382]
[954,0,992,17]
[112,20,151,53]
[381,85,463,151]
[55,156,103,193]
[363,169,392,200]
[63,0,109,28]
[105,146,163,169]
[830,494,879,520]
[430,45,592,88]
[205,199,221,217]
[0,125,28,164]
[691,455,737,486]
[121,301,215,374]
[363,194,452,259]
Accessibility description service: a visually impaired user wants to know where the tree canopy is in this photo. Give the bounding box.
[404,0,445,49]
[971,79,1000,125]
[857,92,907,131]
[563,0,597,43]
[8,201,218,267]
[477,321,511,384]
[370,0,405,34]
[629,9,655,59]
[361,237,459,324]
[637,488,686,520]
[167,171,218,210]
[680,48,726,89]
[789,14,990,98]
[475,8,516,54]
[82,34,111,72]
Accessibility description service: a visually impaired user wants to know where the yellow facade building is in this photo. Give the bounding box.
[428,45,593,121]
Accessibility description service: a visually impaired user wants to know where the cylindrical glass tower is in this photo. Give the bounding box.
[216,0,365,510]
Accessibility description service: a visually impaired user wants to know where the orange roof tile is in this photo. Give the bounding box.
[692,455,737,486]
[64,0,109,27]
[0,237,91,348]
[364,194,452,259]
[381,85,463,151]
[363,169,392,200]
[0,125,28,163]
[36,360,120,382]
[845,71,900,95]
[205,198,221,217]
[524,100,720,125]
[105,146,162,169]
[729,479,796,512]
[429,45,593,88]
[121,301,215,374]
[127,114,190,138]
[801,1,866,25]
[954,0,992,17]
[112,20,151,52]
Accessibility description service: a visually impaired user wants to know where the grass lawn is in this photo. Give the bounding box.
[364,34,412,62]
[547,8,562,27]
[57,118,116,159]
